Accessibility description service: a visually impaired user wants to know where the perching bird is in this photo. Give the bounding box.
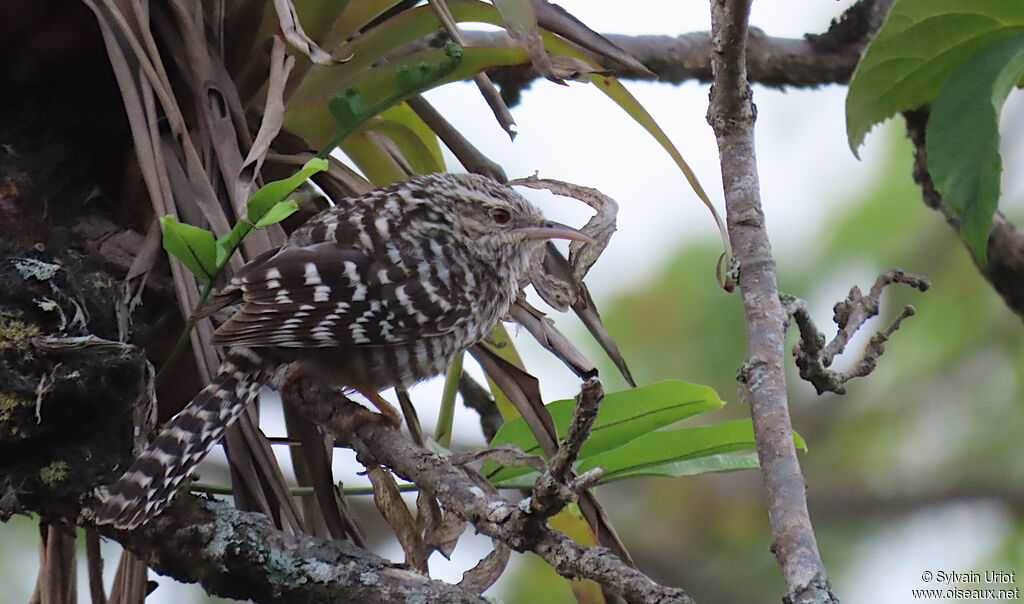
[95,172,591,529]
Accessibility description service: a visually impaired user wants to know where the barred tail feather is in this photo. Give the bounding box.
[95,347,269,529]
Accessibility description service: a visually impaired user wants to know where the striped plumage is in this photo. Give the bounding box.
[96,173,590,529]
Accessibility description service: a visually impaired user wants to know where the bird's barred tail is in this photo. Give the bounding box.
[95,346,269,529]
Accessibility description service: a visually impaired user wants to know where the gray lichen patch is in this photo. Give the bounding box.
[13,258,61,281]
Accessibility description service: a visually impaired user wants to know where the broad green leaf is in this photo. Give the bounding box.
[321,0,406,50]
[253,199,299,228]
[493,0,536,34]
[846,0,1024,155]
[246,158,327,223]
[160,216,217,281]
[927,32,1024,264]
[484,380,727,483]
[490,452,763,488]
[339,129,408,186]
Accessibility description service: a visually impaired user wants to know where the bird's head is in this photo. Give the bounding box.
[415,173,591,269]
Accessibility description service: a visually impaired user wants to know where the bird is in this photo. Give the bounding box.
[95,172,591,529]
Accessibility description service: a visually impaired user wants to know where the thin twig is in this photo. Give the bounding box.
[529,377,604,520]
[427,0,517,139]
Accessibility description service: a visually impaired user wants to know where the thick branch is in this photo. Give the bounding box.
[444,0,896,104]
[108,497,489,604]
[707,0,835,602]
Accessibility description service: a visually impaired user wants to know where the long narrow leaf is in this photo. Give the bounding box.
[484,380,727,482]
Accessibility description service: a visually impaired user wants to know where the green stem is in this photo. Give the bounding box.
[190,482,419,497]
[434,352,463,447]
[154,279,215,386]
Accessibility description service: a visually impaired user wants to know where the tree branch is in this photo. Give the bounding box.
[285,375,695,604]
[707,0,835,602]
[438,0,897,104]
[904,108,1024,321]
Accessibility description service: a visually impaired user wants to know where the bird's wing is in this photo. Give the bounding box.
[211,242,475,348]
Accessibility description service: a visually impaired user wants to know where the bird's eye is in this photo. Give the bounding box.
[491,208,511,225]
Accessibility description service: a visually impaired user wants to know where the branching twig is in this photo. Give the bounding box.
[786,269,930,394]
[707,0,836,601]
[529,377,604,520]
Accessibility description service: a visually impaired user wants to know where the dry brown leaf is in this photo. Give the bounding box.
[509,299,597,379]
[458,540,511,593]
[368,464,428,572]
[271,0,334,65]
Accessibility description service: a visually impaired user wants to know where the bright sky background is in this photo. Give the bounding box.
[19,2,1016,603]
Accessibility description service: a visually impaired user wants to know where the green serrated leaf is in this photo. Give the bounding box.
[484,380,726,483]
[160,216,217,281]
[846,0,1024,155]
[246,158,327,224]
[926,32,1024,264]
[253,200,300,228]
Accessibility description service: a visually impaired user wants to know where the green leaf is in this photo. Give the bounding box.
[575,420,755,481]
[926,32,1024,264]
[577,420,806,482]
[490,453,763,489]
[253,199,300,228]
[484,380,727,483]
[160,215,217,281]
[609,452,762,481]
[319,43,463,155]
[846,0,1024,155]
[246,158,327,225]
[380,103,445,170]
[339,129,409,186]
[360,117,445,175]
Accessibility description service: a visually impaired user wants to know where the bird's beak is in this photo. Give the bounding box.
[516,220,594,244]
